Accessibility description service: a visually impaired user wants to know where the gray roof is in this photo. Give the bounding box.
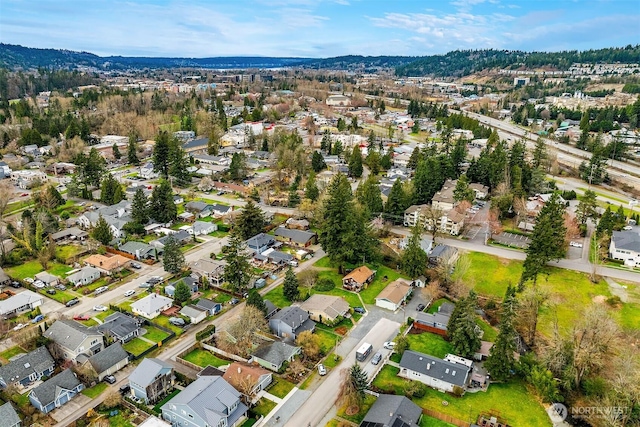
[264,300,278,317]
[360,394,422,427]
[429,245,457,260]
[129,358,173,388]
[50,227,88,240]
[88,343,128,374]
[267,250,293,264]
[182,137,209,150]
[30,369,81,407]
[44,320,101,351]
[119,241,156,256]
[612,230,640,252]
[252,342,299,367]
[0,267,9,284]
[0,290,44,315]
[274,227,316,244]
[245,233,275,249]
[0,402,21,427]
[34,271,59,284]
[210,204,232,214]
[195,298,221,311]
[156,230,191,245]
[185,201,209,211]
[162,376,247,427]
[0,346,54,386]
[66,266,101,283]
[131,294,173,316]
[399,350,470,387]
[96,312,140,340]
[271,306,312,330]
[193,221,215,234]
[180,305,206,318]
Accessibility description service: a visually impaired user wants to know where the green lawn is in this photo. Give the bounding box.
[267,377,295,399]
[427,298,449,314]
[263,286,289,308]
[122,337,155,356]
[5,260,73,280]
[153,389,181,414]
[337,393,376,424]
[315,328,340,355]
[143,327,170,343]
[82,382,108,398]
[0,346,25,362]
[372,366,550,427]
[153,315,184,335]
[420,416,456,427]
[360,265,406,304]
[55,245,83,261]
[182,348,230,368]
[38,288,78,304]
[95,309,116,321]
[104,413,135,427]
[476,319,497,342]
[323,352,342,369]
[241,419,258,427]
[48,262,74,277]
[252,398,277,417]
[406,333,455,359]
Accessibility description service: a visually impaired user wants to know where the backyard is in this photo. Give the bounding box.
[143,326,171,343]
[81,382,107,399]
[0,346,25,363]
[405,332,455,359]
[122,337,155,356]
[182,348,231,368]
[5,260,72,280]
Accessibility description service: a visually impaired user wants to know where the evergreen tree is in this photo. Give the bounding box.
[401,223,428,279]
[305,172,319,202]
[223,232,253,293]
[163,236,185,274]
[149,179,177,223]
[127,133,139,165]
[100,174,124,205]
[520,193,566,286]
[153,131,171,178]
[91,215,113,245]
[413,157,443,205]
[575,189,598,225]
[208,126,222,155]
[168,140,191,187]
[246,290,267,315]
[229,153,247,181]
[45,185,65,208]
[532,138,547,169]
[453,174,475,203]
[596,206,615,236]
[356,175,383,218]
[385,179,407,223]
[131,188,149,225]
[367,130,375,148]
[450,137,468,175]
[485,286,518,381]
[380,152,392,170]
[348,363,368,404]
[332,140,343,157]
[348,145,363,178]
[449,293,481,359]
[288,188,300,208]
[173,280,192,304]
[311,151,326,172]
[366,150,381,176]
[408,147,422,170]
[234,200,266,240]
[283,267,300,301]
[337,117,346,132]
[261,135,269,152]
[112,143,121,160]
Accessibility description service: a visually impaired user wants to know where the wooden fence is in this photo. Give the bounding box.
[422,408,469,427]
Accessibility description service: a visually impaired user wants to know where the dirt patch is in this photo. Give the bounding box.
[334,326,348,336]
[592,295,607,304]
[345,405,360,416]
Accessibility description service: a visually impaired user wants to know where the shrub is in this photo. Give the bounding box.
[606,295,622,307]
[196,324,216,341]
[314,278,335,292]
[60,211,70,220]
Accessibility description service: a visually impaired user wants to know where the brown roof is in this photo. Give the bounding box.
[298,294,350,318]
[85,254,130,271]
[446,209,465,223]
[222,362,270,389]
[375,279,412,304]
[342,266,375,285]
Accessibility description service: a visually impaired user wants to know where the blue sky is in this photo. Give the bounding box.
[1,0,639,58]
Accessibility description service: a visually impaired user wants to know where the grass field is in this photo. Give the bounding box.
[0,346,25,362]
[406,332,454,359]
[81,382,107,398]
[39,288,78,304]
[182,348,230,367]
[337,393,376,424]
[55,245,84,261]
[101,413,135,427]
[420,417,456,427]
[122,337,155,356]
[476,319,497,342]
[252,398,277,417]
[267,377,295,399]
[153,315,184,335]
[95,309,116,321]
[5,260,72,280]
[372,365,550,427]
[315,328,340,355]
[427,298,449,314]
[143,327,170,343]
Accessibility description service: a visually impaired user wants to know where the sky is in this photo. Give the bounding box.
[1,0,639,58]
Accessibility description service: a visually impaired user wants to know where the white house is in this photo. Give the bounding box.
[66,266,101,287]
[131,294,173,319]
[375,279,412,311]
[179,305,207,324]
[609,230,640,267]
[191,221,217,236]
[140,162,159,179]
[0,290,44,317]
[399,350,471,393]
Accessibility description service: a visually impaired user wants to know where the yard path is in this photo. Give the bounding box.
[604,277,631,302]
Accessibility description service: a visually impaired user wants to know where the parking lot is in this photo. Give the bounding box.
[492,232,531,249]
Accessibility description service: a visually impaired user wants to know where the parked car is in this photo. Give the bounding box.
[32,315,45,323]
[94,286,108,295]
[73,314,91,321]
[384,341,395,350]
[317,364,327,376]
[569,241,583,248]
[139,282,151,288]
[353,307,366,314]
[169,317,185,326]
[55,284,67,291]
[130,262,142,269]
[66,298,80,307]
[33,281,45,289]
[371,352,382,365]
[11,281,21,288]
[119,384,130,395]
[24,278,34,284]
[623,226,633,231]
[46,289,56,295]
[229,298,239,305]
[416,303,426,311]
[93,305,108,312]
[104,375,117,384]
[12,323,26,331]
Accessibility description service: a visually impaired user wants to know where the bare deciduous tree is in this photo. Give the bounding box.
[297,269,319,298]
[515,286,549,347]
[223,305,269,358]
[296,330,321,361]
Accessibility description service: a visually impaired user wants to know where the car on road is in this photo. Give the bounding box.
[32,315,45,323]
[169,317,185,326]
[229,298,239,305]
[569,241,583,248]
[353,307,366,314]
[371,352,382,365]
[94,286,108,295]
[46,288,56,295]
[317,364,327,376]
[12,323,26,331]
[124,290,135,297]
[73,314,91,321]
[384,341,395,350]
[623,226,633,231]
[104,375,117,384]
[130,262,142,269]
[66,298,80,307]
[93,305,108,312]
[416,303,426,312]
[139,282,152,288]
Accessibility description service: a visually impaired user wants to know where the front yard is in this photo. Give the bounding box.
[122,337,155,356]
[251,397,277,417]
[182,348,230,368]
[267,377,296,399]
[143,326,171,343]
[81,382,108,398]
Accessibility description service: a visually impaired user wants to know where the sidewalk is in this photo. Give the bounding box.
[257,387,308,427]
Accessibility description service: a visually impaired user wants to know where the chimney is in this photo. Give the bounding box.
[426,363,430,370]
[238,367,242,374]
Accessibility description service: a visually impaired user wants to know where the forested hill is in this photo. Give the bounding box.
[395,45,640,77]
[300,55,418,70]
[0,44,313,70]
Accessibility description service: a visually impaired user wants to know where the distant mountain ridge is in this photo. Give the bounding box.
[1,43,638,77]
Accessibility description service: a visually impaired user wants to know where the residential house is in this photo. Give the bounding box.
[398,350,471,393]
[0,402,21,427]
[96,312,141,344]
[194,298,222,316]
[179,305,207,324]
[184,201,213,218]
[191,221,216,236]
[263,300,278,319]
[140,162,159,179]
[268,306,315,341]
[342,266,376,292]
[254,248,293,267]
[34,272,60,287]
[173,195,184,204]
[359,394,422,427]
[0,267,10,287]
[84,254,130,275]
[469,183,489,200]
[431,179,457,211]
[429,245,459,265]
[210,204,233,218]
[77,211,127,239]
[28,369,84,414]
[43,320,104,363]
[129,358,174,404]
[474,341,494,361]
[198,366,225,378]
[297,294,349,325]
[0,290,44,317]
[609,230,640,267]
[177,212,195,222]
[66,266,101,287]
[404,204,465,236]
[285,218,309,230]
[50,227,88,243]
[223,363,272,401]
[131,294,173,319]
[150,230,192,249]
[119,241,160,260]
[413,302,455,336]
[0,346,55,389]
[87,342,129,381]
[161,376,248,427]
[0,161,12,179]
[189,258,226,286]
[375,279,413,311]
[165,277,198,298]
[250,342,301,372]
[245,233,276,255]
[273,227,317,248]
[403,204,428,228]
